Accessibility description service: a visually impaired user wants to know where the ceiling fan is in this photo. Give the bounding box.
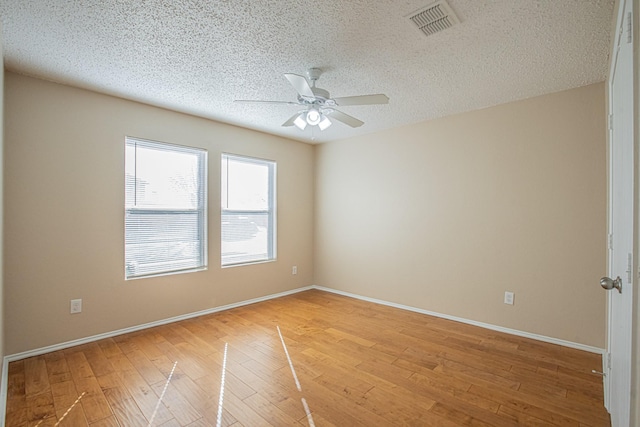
[234,68,389,131]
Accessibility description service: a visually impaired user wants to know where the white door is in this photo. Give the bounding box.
[605,0,634,425]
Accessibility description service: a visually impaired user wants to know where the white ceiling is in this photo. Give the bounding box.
[0,0,614,144]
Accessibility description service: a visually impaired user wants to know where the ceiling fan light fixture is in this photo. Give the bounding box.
[293,113,307,130]
[236,68,388,132]
[318,115,332,131]
[306,108,321,125]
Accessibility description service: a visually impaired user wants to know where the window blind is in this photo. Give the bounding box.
[125,137,207,278]
[221,154,275,266]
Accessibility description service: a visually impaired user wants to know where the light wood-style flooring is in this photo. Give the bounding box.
[6,290,610,426]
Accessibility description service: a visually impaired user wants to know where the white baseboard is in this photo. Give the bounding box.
[312,285,605,355]
[0,283,605,424]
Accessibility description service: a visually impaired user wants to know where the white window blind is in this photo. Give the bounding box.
[125,137,207,279]
[221,154,276,266]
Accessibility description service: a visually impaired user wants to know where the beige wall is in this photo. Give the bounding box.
[315,83,607,348]
[4,72,315,355]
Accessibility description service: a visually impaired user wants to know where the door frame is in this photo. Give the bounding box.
[605,0,637,423]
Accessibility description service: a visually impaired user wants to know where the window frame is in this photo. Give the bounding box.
[125,136,208,280]
[221,153,276,267]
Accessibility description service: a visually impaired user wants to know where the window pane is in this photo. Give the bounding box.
[222,157,270,211]
[221,212,270,265]
[126,211,203,277]
[127,143,201,209]
[125,138,207,279]
[221,154,275,267]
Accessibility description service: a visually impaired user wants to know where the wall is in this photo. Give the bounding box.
[4,72,314,355]
[315,83,607,348]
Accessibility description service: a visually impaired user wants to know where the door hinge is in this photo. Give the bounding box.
[627,252,633,283]
[607,352,612,369]
[608,233,613,250]
[627,11,633,44]
[608,114,613,131]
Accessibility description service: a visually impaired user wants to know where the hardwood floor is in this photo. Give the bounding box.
[5,290,610,426]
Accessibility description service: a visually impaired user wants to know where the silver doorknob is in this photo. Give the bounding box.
[600,276,622,293]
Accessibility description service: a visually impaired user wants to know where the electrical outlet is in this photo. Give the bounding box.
[504,291,514,305]
[70,299,82,314]
[292,266,297,275]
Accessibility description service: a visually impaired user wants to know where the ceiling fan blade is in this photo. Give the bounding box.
[284,73,315,98]
[328,109,364,128]
[234,99,299,105]
[282,113,301,127]
[333,94,389,106]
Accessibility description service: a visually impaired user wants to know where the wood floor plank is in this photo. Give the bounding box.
[149,382,202,426]
[96,338,123,359]
[152,341,211,382]
[182,419,209,427]
[125,348,168,386]
[468,382,609,426]
[128,332,168,361]
[88,414,121,427]
[6,361,28,427]
[240,392,301,427]
[354,385,444,426]
[5,289,610,426]
[82,343,116,378]
[98,371,133,405]
[50,380,88,426]
[292,369,391,426]
[65,351,113,423]
[433,358,521,390]
[327,335,398,364]
[25,393,55,426]
[165,323,220,357]
[218,390,272,427]
[429,401,497,427]
[24,357,50,397]
[107,397,149,427]
[225,359,307,421]
[107,352,174,425]
[44,352,73,385]
[194,369,254,402]
[497,405,559,426]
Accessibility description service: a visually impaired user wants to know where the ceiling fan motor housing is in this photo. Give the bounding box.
[297,87,333,106]
[306,68,323,82]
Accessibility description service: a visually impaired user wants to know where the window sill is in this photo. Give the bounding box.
[221,259,276,269]
[126,266,208,281]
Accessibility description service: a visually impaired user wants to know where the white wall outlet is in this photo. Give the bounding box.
[292,266,297,275]
[504,291,514,305]
[70,298,82,314]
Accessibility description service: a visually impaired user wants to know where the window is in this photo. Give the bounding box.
[221,154,276,266]
[125,137,207,279]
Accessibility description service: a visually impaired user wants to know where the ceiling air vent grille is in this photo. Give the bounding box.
[408,1,460,37]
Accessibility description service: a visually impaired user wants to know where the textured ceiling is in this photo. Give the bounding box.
[0,0,614,144]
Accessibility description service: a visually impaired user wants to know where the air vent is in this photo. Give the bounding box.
[407,1,460,37]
